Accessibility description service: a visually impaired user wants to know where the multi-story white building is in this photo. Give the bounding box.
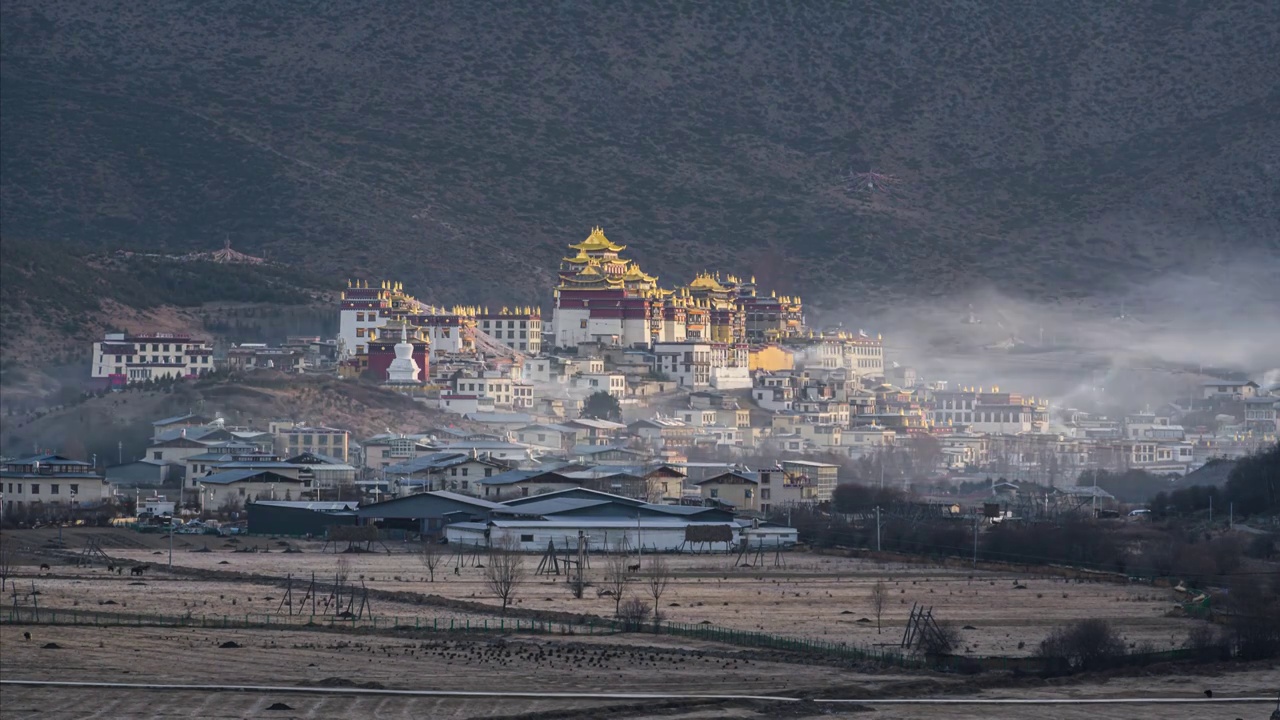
[91,332,214,387]
[271,422,351,462]
[476,308,542,355]
[453,372,515,408]
[792,333,885,378]
[652,341,713,388]
[1,455,114,511]
[573,372,627,398]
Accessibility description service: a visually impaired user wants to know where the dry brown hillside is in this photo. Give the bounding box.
[3,0,1277,316]
[0,373,471,463]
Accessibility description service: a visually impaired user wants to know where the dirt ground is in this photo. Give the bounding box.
[3,528,1277,720]
[80,539,1204,657]
[1,626,1276,720]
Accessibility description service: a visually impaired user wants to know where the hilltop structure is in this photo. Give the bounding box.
[551,227,806,349]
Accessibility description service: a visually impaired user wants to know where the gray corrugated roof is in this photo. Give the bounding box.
[479,469,547,486]
[640,503,723,516]
[492,498,612,516]
[253,500,358,511]
[384,452,470,474]
[198,469,298,485]
[695,471,759,485]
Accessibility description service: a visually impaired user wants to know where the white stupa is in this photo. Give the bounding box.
[385,336,422,385]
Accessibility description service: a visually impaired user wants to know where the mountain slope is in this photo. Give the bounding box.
[3,1,1278,312]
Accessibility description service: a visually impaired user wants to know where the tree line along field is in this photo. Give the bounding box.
[4,533,1204,659]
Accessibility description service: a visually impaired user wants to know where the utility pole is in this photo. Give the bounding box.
[1209,495,1213,525]
[1229,502,1233,530]
[972,513,979,569]
[576,529,585,593]
[875,506,882,552]
[168,514,174,568]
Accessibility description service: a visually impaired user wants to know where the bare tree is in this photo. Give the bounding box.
[335,555,351,586]
[419,539,442,582]
[0,542,13,592]
[870,581,888,634]
[602,540,630,617]
[618,597,652,631]
[644,554,671,623]
[484,536,525,615]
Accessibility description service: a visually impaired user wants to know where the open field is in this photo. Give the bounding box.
[77,540,1204,658]
[1,626,1276,720]
[3,528,1277,719]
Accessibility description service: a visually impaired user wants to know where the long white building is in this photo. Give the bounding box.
[91,332,214,387]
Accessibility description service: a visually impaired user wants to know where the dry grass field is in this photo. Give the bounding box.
[2,625,1276,720]
[83,541,1203,657]
[3,529,1277,720]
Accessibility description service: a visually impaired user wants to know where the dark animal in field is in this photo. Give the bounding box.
[130,565,149,576]
[627,563,641,573]
[23,632,31,641]
[107,565,115,573]
[39,564,50,571]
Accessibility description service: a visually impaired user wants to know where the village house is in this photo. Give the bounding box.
[198,469,311,512]
[150,413,213,440]
[627,418,695,451]
[561,418,628,446]
[359,434,434,471]
[515,424,580,453]
[383,452,508,496]
[225,343,306,373]
[1202,380,1260,400]
[1,455,114,512]
[271,422,351,462]
[477,469,580,501]
[285,452,359,493]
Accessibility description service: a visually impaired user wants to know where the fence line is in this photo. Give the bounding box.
[2,607,1215,673]
[1,606,920,666]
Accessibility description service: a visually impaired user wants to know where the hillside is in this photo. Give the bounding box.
[3,1,1278,315]
[0,372,470,463]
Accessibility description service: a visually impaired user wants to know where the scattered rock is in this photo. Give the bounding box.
[855,618,872,623]
[962,625,978,630]
[265,702,294,711]
[219,641,242,648]
[41,643,61,649]
[218,561,230,565]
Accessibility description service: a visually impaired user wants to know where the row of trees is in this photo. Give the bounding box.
[1150,443,1279,518]
[418,537,673,623]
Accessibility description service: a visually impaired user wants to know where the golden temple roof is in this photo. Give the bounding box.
[562,249,594,264]
[568,226,626,253]
[687,272,727,293]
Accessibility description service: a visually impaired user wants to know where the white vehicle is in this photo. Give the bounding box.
[1127,508,1151,517]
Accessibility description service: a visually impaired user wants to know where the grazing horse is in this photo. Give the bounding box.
[130,565,148,576]
[627,563,641,573]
